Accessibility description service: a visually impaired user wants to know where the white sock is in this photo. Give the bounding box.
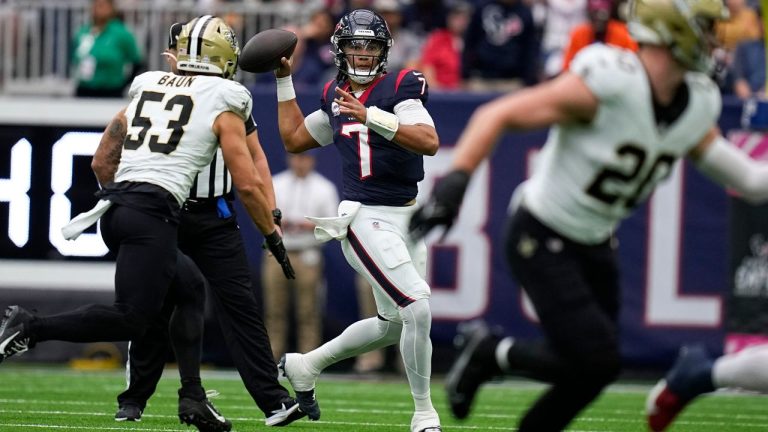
[304,317,401,373]
[399,299,435,412]
[713,344,768,391]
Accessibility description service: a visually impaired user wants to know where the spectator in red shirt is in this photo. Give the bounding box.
[561,0,637,71]
[421,1,472,90]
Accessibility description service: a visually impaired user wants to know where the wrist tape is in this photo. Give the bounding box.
[276,76,296,102]
[365,106,399,141]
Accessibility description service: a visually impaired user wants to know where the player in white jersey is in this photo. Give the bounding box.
[99,22,304,428]
[410,0,768,430]
[0,16,293,432]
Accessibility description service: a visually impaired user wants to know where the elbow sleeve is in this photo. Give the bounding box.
[695,135,768,203]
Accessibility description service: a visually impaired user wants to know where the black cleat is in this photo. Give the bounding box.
[265,397,307,426]
[445,320,501,420]
[115,403,142,422]
[0,306,34,364]
[178,397,232,432]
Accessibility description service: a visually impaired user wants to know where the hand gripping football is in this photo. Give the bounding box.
[239,29,298,73]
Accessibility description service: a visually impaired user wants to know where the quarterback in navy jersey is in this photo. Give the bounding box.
[319,67,429,205]
[272,8,442,432]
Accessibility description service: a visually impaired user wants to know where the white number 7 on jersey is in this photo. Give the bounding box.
[341,123,372,179]
[413,71,426,95]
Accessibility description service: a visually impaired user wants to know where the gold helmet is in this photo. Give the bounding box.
[176,15,240,79]
[628,0,729,72]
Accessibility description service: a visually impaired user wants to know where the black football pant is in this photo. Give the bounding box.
[30,205,207,400]
[30,205,178,342]
[503,207,622,432]
[118,200,290,415]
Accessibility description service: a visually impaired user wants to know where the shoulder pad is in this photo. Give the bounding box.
[570,45,640,101]
[220,80,253,121]
[687,72,722,124]
[128,71,163,99]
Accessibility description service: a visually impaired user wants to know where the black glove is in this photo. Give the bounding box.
[409,170,471,241]
[264,230,296,279]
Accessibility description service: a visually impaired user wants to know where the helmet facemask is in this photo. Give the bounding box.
[338,38,388,84]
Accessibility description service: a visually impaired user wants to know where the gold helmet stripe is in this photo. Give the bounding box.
[189,15,213,60]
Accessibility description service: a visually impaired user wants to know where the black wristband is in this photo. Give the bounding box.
[265,230,281,245]
[272,208,282,225]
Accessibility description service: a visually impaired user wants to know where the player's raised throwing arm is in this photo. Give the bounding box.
[274,57,322,153]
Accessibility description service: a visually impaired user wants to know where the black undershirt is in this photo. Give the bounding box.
[652,81,689,129]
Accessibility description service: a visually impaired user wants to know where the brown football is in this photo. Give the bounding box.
[239,29,298,73]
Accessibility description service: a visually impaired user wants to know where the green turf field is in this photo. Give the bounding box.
[0,365,765,431]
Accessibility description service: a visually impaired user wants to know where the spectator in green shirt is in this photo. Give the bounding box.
[71,0,142,98]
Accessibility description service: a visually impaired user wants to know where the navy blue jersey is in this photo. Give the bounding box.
[320,69,429,206]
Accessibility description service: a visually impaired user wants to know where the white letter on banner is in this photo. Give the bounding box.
[645,161,720,326]
[0,139,32,247]
[49,132,108,257]
[421,149,491,319]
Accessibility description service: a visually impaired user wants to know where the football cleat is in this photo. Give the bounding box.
[178,397,232,432]
[647,345,714,432]
[115,403,143,422]
[445,320,501,420]
[411,409,441,432]
[0,306,34,363]
[278,353,320,420]
[264,397,307,427]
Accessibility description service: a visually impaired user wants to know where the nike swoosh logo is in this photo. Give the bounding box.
[270,403,287,415]
[206,404,226,423]
[0,331,20,354]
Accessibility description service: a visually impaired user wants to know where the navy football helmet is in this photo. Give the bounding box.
[331,9,393,84]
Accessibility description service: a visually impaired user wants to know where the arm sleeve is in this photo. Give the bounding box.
[304,109,334,146]
[694,135,768,204]
[393,99,435,127]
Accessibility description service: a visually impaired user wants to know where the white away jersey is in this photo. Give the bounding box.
[520,44,721,244]
[114,71,252,204]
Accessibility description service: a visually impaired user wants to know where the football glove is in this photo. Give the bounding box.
[409,170,471,241]
[264,230,296,279]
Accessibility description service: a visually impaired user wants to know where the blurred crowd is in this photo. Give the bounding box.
[264,0,766,98]
[5,0,767,98]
